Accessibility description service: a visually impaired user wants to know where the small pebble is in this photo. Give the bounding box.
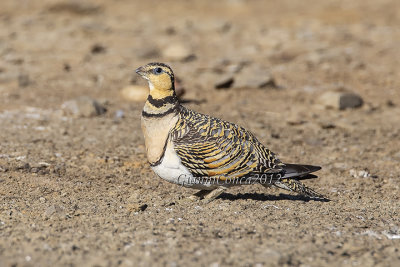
[214,75,234,89]
[162,43,194,62]
[138,47,160,59]
[393,151,400,160]
[114,109,125,119]
[349,169,371,178]
[61,96,107,117]
[387,100,395,107]
[47,2,101,15]
[91,44,106,54]
[45,204,64,217]
[127,203,148,213]
[233,65,278,89]
[120,85,148,102]
[18,73,30,87]
[64,63,71,72]
[318,91,363,110]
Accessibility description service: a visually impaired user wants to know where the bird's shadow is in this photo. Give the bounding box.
[218,192,330,202]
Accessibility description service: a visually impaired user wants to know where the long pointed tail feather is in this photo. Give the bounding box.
[264,163,328,200]
[278,178,328,200]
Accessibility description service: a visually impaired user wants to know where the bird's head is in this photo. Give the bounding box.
[136,62,175,99]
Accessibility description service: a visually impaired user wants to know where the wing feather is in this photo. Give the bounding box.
[171,107,283,181]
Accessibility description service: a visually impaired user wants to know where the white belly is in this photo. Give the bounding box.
[151,141,217,189]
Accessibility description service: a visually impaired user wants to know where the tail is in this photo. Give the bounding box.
[265,163,328,200]
[278,178,328,200]
[281,163,321,180]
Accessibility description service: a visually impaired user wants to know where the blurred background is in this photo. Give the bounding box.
[1,0,400,266]
[1,0,399,107]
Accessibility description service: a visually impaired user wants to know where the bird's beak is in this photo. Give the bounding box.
[135,66,146,77]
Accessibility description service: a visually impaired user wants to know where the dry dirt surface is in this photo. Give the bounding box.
[1,0,400,266]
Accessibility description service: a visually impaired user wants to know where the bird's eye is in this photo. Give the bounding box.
[153,67,163,75]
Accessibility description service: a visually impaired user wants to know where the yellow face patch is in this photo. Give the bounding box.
[148,73,174,99]
[136,63,175,100]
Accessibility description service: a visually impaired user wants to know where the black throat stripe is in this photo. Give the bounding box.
[148,95,178,108]
[142,103,180,118]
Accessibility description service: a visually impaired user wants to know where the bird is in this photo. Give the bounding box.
[136,62,327,202]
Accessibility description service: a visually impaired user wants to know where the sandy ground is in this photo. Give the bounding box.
[1,0,400,266]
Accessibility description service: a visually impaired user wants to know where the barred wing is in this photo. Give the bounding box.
[171,108,283,180]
